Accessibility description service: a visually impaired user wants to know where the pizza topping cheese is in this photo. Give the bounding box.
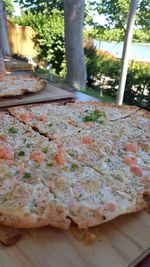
[0,102,149,230]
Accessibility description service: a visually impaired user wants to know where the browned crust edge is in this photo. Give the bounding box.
[0,207,71,230]
[71,197,147,229]
[0,75,47,97]
[8,101,149,114]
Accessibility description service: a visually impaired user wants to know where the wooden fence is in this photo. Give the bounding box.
[7,20,38,58]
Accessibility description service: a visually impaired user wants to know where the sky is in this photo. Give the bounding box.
[12,0,21,16]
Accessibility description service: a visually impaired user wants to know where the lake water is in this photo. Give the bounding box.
[94,40,150,62]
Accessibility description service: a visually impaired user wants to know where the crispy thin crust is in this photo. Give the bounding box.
[67,101,140,111]
[0,225,22,246]
[0,75,47,97]
[67,101,141,118]
[69,196,147,229]
[0,205,70,230]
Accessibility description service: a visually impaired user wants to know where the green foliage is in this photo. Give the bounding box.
[137,0,150,30]
[84,41,99,79]
[84,41,120,82]
[14,0,63,13]
[84,0,95,26]
[84,43,150,109]
[133,29,150,43]
[11,10,65,74]
[97,0,130,30]
[84,27,150,43]
[83,0,150,43]
[124,61,150,107]
[3,0,15,16]
[94,29,124,43]
[96,0,150,31]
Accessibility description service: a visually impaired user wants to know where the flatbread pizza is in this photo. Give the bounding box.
[0,74,47,97]
[0,102,149,230]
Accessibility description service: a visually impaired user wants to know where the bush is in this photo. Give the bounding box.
[84,41,99,86]
[125,61,150,108]
[84,42,150,109]
[84,28,150,43]
[11,10,65,75]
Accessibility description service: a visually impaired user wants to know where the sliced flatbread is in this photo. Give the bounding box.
[0,110,148,229]
[8,102,139,139]
[9,102,150,196]
[0,74,47,97]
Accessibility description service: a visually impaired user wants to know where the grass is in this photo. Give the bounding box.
[35,68,65,83]
[81,87,116,103]
[35,68,116,103]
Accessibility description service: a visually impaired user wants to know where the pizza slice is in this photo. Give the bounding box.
[8,102,139,139]
[8,105,82,139]
[8,103,150,197]
[0,113,71,229]
[59,108,150,196]
[46,164,146,229]
[0,75,47,97]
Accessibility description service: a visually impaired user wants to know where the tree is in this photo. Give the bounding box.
[0,0,11,55]
[12,10,65,74]
[3,0,15,16]
[95,0,150,30]
[0,48,6,76]
[15,0,63,13]
[15,0,87,89]
[64,0,86,89]
[137,0,150,30]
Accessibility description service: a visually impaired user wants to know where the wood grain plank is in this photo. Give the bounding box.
[0,84,74,108]
[0,210,149,267]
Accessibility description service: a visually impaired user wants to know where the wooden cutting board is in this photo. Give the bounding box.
[4,57,33,72]
[0,210,150,267]
[0,83,74,108]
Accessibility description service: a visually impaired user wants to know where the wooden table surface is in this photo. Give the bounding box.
[0,82,149,267]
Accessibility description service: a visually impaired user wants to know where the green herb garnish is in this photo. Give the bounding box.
[46,163,53,167]
[69,163,79,172]
[8,127,18,134]
[82,109,106,124]
[48,123,53,127]
[18,151,25,156]
[42,147,48,153]
[26,143,31,148]
[23,172,31,179]
[68,151,76,158]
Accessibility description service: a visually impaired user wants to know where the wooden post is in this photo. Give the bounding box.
[0,0,11,56]
[64,0,87,90]
[0,48,6,77]
[116,0,138,105]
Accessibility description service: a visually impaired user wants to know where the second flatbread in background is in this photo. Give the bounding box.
[0,74,47,97]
